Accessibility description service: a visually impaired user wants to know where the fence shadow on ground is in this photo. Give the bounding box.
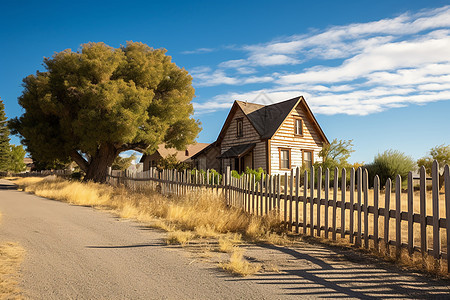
[224,243,450,299]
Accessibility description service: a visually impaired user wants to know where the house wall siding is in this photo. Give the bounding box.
[220,109,266,172]
[270,104,324,175]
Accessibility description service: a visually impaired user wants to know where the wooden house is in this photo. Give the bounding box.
[192,96,329,174]
[140,143,210,171]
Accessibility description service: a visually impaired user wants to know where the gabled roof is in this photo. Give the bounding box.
[216,96,329,144]
[139,143,210,163]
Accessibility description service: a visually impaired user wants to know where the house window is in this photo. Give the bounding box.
[185,149,189,156]
[303,150,313,170]
[279,148,291,170]
[294,118,303,136]
[236,118,243,137]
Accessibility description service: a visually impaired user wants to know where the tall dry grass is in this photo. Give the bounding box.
[0,208,25,299]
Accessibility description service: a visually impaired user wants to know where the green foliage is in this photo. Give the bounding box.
[417,144,450,175]
[0,98,10,171]
[417,144,450,189]
[10,42,201,182]
[231,170,241,179]
[158,154,190,171]
[8,144,26,173]
[365,150,415,187]
[244,167,265,182]
[190,168,222,184]
[314,139,355,185]
[112,154,136,171]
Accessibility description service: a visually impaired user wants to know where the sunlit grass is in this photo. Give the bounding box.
[0,207,25,299]
[219,249,261,276]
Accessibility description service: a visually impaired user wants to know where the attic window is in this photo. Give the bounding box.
[236,118,243,137]
[294,118,303,136]
[185,149,189,156]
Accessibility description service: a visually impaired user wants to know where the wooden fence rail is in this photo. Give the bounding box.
[104,161,450,272]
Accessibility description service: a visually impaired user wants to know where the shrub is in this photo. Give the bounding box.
[365,150,415,188]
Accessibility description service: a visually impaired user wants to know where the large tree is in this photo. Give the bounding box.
[0,98,10,171]
[10,42,201,182]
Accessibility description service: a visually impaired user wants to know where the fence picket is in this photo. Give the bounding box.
[341,168,346,238]
[317,167,322,237]
[420,166,427,257]
[385,178,391,255]
[295,167,300,233]
[325,168,330,239]
[363,169,369,249]
[445,165,450,272]
[260,175,264,216]
[332,167,338,240]
[408,172,414,255]
[432,160,440,259]
[265,174,269,215]
[396,174,402,258]
[303,170,308,234]
[350,168,355,243]
[284,172,288,226]
[289,169,294,231]
[374,175,379,251]
[310,167,315,236]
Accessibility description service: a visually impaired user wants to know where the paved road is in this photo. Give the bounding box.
[1,179,449,299]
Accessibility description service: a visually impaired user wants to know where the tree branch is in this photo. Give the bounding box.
[70,150,89,172]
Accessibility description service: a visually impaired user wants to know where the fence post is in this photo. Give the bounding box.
[407,172,414,255]
[317,166,322,237]
[444,165,450,272]
[395,174,402,258]
[303,170,308,234]
[310,166,314,236]
[325,168,330,239]
[432,160,440,260]
[295,167,300,234]
[226,166,230,205]
[420,166,427,258]
[332,167,338,241]
[356,168,362,247]
[284,172,288,226]
[277,174,281,218]
[374,175,379,251]
[385,178,391,255]
[260,175,264,216]
[363,169,369,249]
[349,168,355,244]
[265,174,270,215]
[341,168,346,239]
[289,168,294,231]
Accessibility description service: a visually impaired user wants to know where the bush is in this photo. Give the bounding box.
[365,150,415,188]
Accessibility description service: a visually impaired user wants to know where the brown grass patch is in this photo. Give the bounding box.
[0,242,25,299]
[219,249,261,276]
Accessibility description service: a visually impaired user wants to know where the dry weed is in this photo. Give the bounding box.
[219,249,261,276]
[166,231,195,246]
[0,242,25,299]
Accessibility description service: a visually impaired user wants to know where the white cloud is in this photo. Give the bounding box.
[182,48,215,54]
[190,5,450,116]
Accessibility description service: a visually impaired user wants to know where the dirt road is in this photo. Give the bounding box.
[0,179,449,299]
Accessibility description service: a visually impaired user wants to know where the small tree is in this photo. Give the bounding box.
[112,154,136,171]
[8,145,26,173]
[417,144,450,188]
[0,98,10,171]
[157,153,190,171]
[315,138,355,185]
[365,150,415,187]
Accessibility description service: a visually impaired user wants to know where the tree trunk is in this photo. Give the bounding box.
[83,144,118,183]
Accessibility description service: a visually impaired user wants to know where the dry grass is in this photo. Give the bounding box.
[166,231,195,246]
[219,249,261,276]
[218,233,242,253]
[0,207,25,299]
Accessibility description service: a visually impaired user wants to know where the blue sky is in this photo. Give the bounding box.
[1,0,449,164]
